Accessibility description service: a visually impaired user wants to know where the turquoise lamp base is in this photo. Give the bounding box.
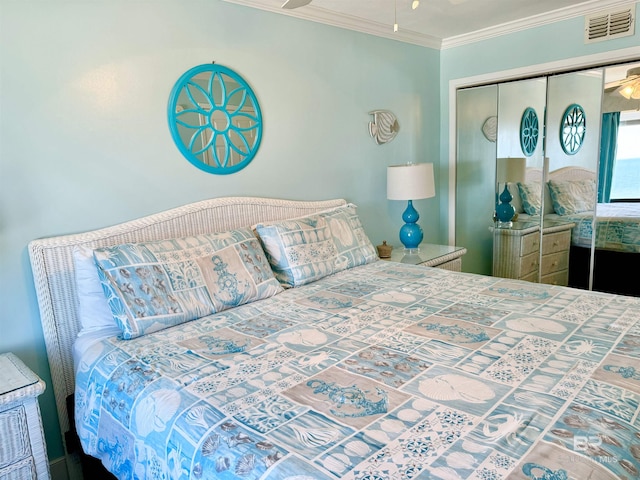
[496,184,515,228]
[399,200,423,251]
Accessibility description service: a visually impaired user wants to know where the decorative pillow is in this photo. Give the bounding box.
[254,204,378,288]
[547,179,596,215]
[517,182,542,216]
[73,245,119,336]
[93,228,283,339]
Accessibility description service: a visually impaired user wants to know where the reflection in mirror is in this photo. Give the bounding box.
[492,77,546,283]
[545,69,602,289]
[168,64,262,175]
[587,63,640,296]
[455,85,498,275]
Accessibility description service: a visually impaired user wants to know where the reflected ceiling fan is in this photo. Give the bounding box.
[282,0,421,10]
[605,66,640,100]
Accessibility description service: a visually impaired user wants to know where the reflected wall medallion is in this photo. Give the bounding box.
[482,116,497,142]
[519,107,539,156]
[168,63,263,174]
[368,110,399,145]
[560,103,586,155]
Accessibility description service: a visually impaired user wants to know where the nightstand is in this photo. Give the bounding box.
[0,353,50,479]
[382,243,467,271]
[492,220,574,285]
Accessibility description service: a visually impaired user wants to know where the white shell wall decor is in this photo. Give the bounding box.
[482,116,497,142]
[368,110,400,145]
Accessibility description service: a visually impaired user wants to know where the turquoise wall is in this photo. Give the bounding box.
[0,0,439,462]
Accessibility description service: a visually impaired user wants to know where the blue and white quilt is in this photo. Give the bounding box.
[547,202,640,253]
[75,261,640,480]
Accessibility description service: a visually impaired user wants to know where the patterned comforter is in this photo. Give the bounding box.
[547,202,640,253]
[75,261,640,480]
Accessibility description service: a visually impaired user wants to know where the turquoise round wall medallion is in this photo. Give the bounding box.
[167,64,263,174]
[560,104,586,155]
[519,107,539,157]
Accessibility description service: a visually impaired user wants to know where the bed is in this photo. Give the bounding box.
[512,166,640,296]
[28,196,640,480]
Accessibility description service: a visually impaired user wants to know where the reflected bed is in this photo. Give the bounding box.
[513,167,640,295]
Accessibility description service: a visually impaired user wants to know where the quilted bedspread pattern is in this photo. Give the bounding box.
[75,261,640,479]
[561,202,640,253]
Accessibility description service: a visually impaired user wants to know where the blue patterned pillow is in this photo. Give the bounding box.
[517,182,542,215]
[547,179,596,215]
[255,204,378,287]
[93,228,283,339]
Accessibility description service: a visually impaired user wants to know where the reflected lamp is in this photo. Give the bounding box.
[496,157,526,228]
[387,163,435,251]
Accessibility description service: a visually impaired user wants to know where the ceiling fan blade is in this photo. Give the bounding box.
[605,66,640,90]
[281,0,312,9]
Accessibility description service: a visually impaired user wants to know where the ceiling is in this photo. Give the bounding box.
[223,0,636,48]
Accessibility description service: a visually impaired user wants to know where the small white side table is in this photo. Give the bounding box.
[0,353,50,479]
[381,243,467,271]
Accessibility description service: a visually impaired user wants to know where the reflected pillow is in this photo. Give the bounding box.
[547,179,596,215]
[517,182,542,216]
[255,204,378,287]
[93,228,283,339]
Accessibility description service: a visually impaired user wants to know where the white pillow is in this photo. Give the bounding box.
[72,245,118,336]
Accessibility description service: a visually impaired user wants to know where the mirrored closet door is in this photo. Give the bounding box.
[456,61,640,296]
[492,77,547,283]
[544,69,602,290]
[455,84,497,276]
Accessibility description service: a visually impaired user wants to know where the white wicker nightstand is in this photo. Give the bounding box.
[381,243,467,271]
[0,353,50,480]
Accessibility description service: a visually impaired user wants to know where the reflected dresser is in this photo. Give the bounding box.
[492,220,574,286]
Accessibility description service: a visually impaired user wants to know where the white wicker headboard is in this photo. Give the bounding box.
[549,166,596,182]
[28,196,346,473]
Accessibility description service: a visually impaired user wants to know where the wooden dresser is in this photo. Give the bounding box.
[492,220,574,286]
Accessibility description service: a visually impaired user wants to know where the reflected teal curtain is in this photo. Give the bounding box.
[598,112,620,203]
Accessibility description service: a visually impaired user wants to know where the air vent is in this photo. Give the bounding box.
[584,5,635,43]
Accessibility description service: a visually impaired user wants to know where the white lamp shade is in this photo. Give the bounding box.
[387,163,435,201]
[496,157,526,183]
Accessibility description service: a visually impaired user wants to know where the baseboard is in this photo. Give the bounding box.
[50,456,69,480]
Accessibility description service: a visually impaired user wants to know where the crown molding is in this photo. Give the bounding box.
[441,0,638,49]
[224,0,637,51]
[222,0,442,49]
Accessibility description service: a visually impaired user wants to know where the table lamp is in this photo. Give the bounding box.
[496,157,526,228]
[387,163,435,251]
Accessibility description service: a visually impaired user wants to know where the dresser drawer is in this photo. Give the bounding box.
[518,251,539,277]
[520,231,541,257]
[542,230,571,255]
[541,251,569,276]
[0,456,35,480]
[541,269,569,286]
[0,406,29,469]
